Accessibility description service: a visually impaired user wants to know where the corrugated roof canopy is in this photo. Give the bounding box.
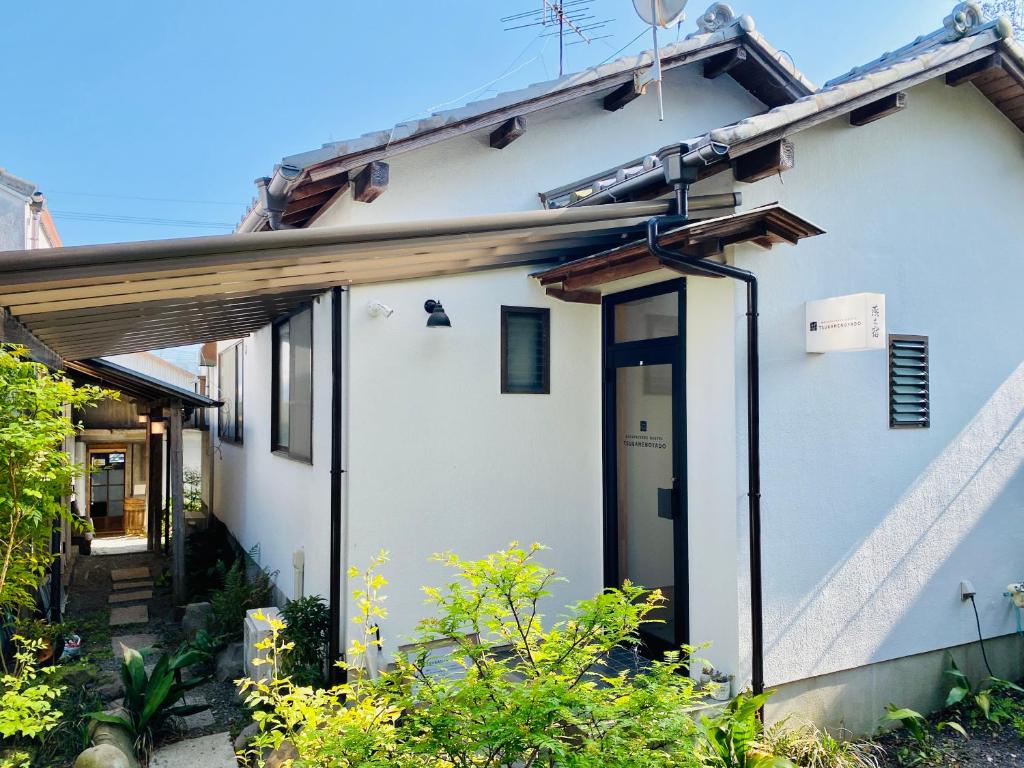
[0,201,674,360]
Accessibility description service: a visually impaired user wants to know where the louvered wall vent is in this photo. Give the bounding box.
[889,334,929,428]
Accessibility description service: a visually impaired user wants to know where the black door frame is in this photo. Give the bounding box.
[602,278,688,655]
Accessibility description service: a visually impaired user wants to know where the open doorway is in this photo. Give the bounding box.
[88,447,127,536]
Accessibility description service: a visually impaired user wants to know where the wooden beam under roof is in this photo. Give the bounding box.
[489,117,527,149]
[704,48,748,80]
[603,74,644,112]
[850,92,907,126]
[733,139,795,183]
[353,161,389,203]
[946,52,1006,87]
[545,287,601,304]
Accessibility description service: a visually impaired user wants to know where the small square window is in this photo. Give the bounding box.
[501,306,550,394]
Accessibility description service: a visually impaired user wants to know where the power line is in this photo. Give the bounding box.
[50,210,234,230]
[46,190,241,206]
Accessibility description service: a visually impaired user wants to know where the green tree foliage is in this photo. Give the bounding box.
[0,346,112,613]
[280,595,331,687]
[241,544,711,767]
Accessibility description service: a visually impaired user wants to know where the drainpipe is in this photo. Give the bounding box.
[645,143,765,703]
[29,193,44,249]
[255,164,303,230]
[328,286,346,683]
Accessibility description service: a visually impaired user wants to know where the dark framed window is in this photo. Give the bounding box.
[218,342,243,444]
[272,305,313,461]
[501,306,550,394]
[889,334,929,429]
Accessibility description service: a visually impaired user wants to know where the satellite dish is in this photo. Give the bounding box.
[632,0,689,28]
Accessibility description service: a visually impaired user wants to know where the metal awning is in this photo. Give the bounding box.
[0,201,674,360]
[534,204,824,291]
[64,357,220,410]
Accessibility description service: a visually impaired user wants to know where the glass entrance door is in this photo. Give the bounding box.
[90,450,126,534]
[603,281,686,654]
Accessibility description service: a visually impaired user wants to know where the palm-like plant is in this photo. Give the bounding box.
[89,644,210,759]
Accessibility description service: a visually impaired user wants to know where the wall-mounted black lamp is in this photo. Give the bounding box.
[424,299,451,328]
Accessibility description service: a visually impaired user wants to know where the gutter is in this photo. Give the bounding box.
[646,143,766,703]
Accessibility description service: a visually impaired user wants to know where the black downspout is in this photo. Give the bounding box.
[328,286,344,684]
[646,208,765,701]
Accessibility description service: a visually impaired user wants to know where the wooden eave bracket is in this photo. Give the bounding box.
[850,92,907,126]
[733,139,795,183]
[603,72,646,112]
[704,48,748,80]
[353,161,389,203]
[946,52,1006,87]
[490,116,527,149]
[545,287,601,304]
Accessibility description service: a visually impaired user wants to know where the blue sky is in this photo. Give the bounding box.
[2,0,951,246]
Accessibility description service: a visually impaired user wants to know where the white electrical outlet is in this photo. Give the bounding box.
[960,580,976,601]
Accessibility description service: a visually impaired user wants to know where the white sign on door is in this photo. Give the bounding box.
[805,293,885,353]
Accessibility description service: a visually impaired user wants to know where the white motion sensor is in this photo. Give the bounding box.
[368,300,395,318]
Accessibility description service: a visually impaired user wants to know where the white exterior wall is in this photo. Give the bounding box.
[314,65,763,226]
[345,269,603,651]
[212,293,334,603]
[731,77,1024,688]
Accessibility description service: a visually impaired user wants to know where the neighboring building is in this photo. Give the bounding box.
[1,2,1021,737]
[0,167,61,251]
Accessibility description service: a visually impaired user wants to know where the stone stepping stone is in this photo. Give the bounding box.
[109,604,148,626]
[149,732,237,768]
[110,566,149,581]
[108,589,153,604]
[181,691,216,731]
[112,579,154,591]
[110,633,160,657]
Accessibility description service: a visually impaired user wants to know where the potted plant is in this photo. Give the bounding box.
[700,665,733,701]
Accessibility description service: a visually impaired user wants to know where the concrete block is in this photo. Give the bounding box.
[182,602,212,637]
[110,566,149,581]
[150,732,236,768]
[243,607,282,681]
[110,633,159,657]
[215,642,244,682]
[109,605,148,626]
[112,580,154,591]
[108,590,153,604]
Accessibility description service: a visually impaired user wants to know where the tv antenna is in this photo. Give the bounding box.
[502,1,614,77]
[632,0,689,120]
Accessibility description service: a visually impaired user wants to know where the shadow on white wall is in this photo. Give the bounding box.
[765,362,1024,683]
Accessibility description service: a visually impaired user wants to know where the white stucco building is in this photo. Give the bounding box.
[1,3,1021,735]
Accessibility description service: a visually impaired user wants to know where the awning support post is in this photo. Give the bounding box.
[170,400,186,605]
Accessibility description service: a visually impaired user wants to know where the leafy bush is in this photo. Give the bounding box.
[207,547,275,640]
[945,656,1024,727]
[89,643,210,758]
[280,595,330,687]
[699,691,793,768]
[756,718,883,768]
[0,346,112,613]
[240,544,712,768]
[0,637,63,741]
[879,704,963,767]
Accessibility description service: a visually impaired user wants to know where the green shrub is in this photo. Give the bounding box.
[756,718,883,768]
[207,547,275,640]
[89,643,210,759]
[240,544,713,768]
[699,691,794,768]
[280,595,330,688]
[0,346,112,614]
[0,637,63,742]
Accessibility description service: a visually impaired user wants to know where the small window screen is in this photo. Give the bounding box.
[501,306,550,394]
[272,305,313,460]
[218,342,243,444]
[889,334,929,428]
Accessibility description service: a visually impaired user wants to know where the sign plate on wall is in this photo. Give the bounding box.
[805,293,885,353]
